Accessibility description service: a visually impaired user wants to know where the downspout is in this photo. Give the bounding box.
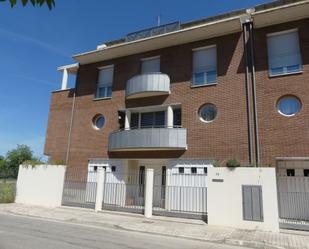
[242,20,254,165]
[248,23,260,166]
[65,73,78,166]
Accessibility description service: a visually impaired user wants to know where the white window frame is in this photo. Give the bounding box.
[141,56,160,74]
[191,45,217,87]
[95,65,114,99]
[267,29,303,77]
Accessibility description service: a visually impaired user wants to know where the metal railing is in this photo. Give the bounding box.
[108,127,187,151]
[62,170,97,209]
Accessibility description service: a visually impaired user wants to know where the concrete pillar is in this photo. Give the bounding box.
[144,168,154,218]
[124,110,131,130]
[95,168,105,212]
[167,106,174,128]
[61,69,69,90]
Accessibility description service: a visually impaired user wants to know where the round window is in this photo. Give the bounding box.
[93,114,105,130]
[199,104,217,122]
[277,96,301,117]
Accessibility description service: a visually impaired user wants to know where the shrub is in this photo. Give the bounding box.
[52,160,66,165]
[226,158,240,168]
[23,160,44,166]
[0,181,16,203]
[213,160,220,167]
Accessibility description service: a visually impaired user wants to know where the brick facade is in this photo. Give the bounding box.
[44,18,309,171]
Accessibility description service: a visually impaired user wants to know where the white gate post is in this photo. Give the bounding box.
[144,168,154,218]
[95,168,105,212]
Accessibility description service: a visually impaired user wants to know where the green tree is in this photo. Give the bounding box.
[0,0,55,9]
[0,156,6,178]
[5,145,34,178]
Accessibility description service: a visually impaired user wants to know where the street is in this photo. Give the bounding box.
[0,213,249,249]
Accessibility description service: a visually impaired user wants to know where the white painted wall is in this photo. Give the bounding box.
[15,165,66,208]
[207,167,279,232]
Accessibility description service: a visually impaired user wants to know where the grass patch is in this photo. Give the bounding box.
[0,180,16,203]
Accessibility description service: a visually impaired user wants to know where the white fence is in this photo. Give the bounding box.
[277,177,309,221]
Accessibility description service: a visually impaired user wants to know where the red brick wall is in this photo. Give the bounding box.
[254,19,309,166]
[44,18,309,171]
[44,89,74,162]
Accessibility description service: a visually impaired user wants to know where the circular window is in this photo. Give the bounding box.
[277,96,301,117]
[199,104,217,122]
[92,114,105,130]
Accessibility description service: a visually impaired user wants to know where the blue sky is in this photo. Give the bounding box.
[0,0,268,159]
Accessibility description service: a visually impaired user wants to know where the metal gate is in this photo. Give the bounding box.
[62,169,97,208]
[277,176,309,230]
[102,172,145,213]
[152,173,207,220]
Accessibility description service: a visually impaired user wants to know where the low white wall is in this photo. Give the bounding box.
[207,167,279,232]
[15,164,66,208]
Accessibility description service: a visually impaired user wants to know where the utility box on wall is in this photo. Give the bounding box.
[242,185,263,222]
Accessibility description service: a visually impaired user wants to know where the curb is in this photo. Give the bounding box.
[226,239,285,249]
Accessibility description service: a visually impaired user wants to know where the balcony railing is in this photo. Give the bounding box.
[126,73,170,99]
[108,127,187,151]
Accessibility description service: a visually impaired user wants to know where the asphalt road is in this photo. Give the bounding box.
[0,213,249,249]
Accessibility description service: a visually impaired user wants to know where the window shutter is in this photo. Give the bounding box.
[267,31,301,70]
[193,46,217,73]
[141,57,160,74]
[98,66,114,86]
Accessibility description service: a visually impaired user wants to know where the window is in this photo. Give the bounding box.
[277,95,301,117]
[287,169,295,177]
[267,30,302,76]
[130,113,139,129]
[141,56,160,74]
[199,104,217,123]
[140,111,165,128]
[173,108,181,127]
[161,166,166,199]
[111,166,116,172]
[304,169,309,177]
[92,114,105,130]
[191,167,197,174]
[178,167,184,174]
[204,167,208,175]
[96,65,114,98]
[118,111,125,129]
[93,166,98,172]
[162,166,166,186]
[139,166,145,197]
[192,46,217,86]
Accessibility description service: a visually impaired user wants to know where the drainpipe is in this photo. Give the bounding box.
[248,22,260,166]
[65,69,78,166]
[242,19,254,165]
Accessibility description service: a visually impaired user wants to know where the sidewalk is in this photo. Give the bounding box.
[0,204,308,249]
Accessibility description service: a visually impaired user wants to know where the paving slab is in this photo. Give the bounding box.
[0,204,308,249]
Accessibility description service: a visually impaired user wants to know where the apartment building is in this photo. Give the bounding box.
[45,0,309,179]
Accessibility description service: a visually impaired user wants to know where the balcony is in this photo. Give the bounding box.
[108,127,187,151]
[126,73,170,99]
